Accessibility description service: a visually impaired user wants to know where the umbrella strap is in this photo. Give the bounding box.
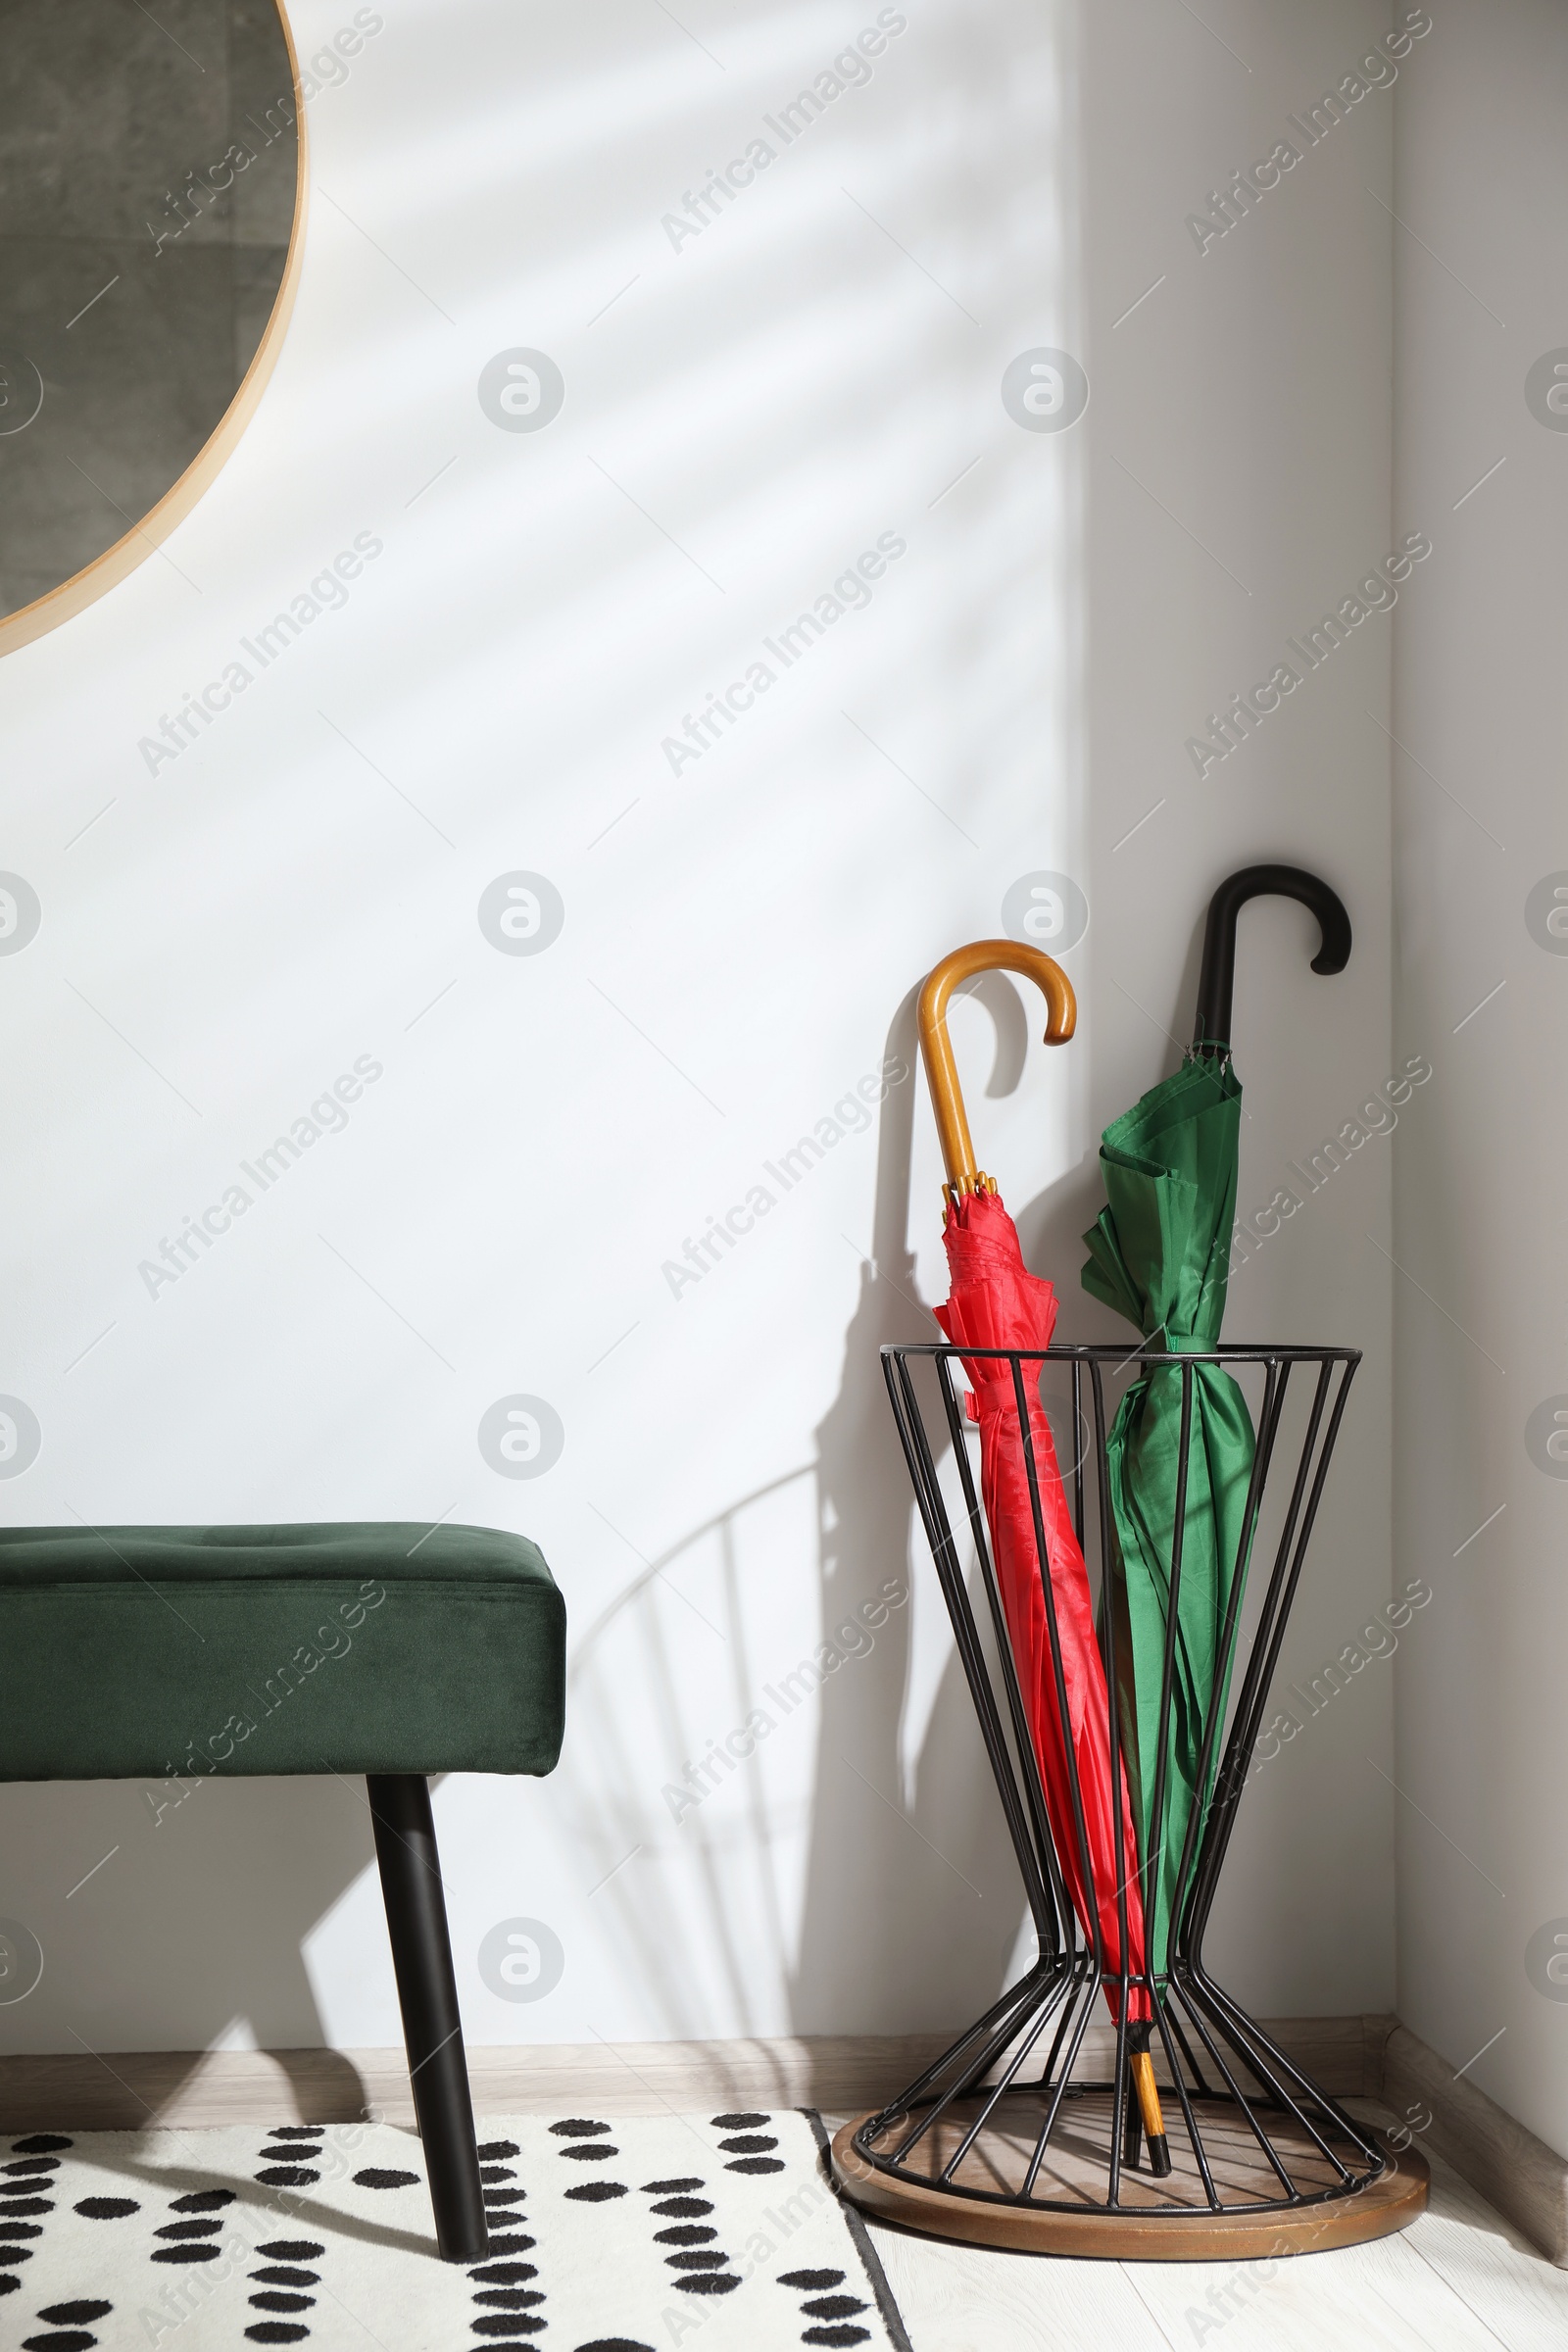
[1184,1038,1233,1070]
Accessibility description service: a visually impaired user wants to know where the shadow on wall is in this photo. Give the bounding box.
[567,973,1117,2041]
[0,0,1097,2074]
[792,979,1034,2035]
[0,1767,373,2118]
[0,981,1123,2079]
[0,983,1118,2077]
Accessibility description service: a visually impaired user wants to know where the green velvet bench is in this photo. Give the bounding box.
[0,1519,566,2261]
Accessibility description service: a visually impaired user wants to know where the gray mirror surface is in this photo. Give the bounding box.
[0,0,300,625]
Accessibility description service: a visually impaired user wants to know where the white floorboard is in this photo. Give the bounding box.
[858,2104,1568,2351]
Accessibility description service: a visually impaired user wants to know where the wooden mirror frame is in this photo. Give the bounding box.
[0,3,309,661]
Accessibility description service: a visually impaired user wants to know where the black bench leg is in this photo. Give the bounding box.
[368,1773,488,2261]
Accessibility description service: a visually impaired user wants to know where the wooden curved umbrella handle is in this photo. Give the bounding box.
[916,941,1077,1200]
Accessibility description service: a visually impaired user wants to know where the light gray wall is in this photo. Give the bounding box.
[0,0,1399,2064]
[1081,0,1401,2020]
[1393,0,1568,2162]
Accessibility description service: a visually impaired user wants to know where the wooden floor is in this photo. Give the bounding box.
[855,2105,1568,2350]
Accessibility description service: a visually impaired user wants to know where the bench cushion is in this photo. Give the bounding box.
[0,1522,565,1782]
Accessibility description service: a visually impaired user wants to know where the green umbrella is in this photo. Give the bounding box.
[1080,866,1350,1972]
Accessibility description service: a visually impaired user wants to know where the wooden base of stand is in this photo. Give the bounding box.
[831,2099,1429,2261]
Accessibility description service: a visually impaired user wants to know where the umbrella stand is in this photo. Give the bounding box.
[831,1338,1430,2257]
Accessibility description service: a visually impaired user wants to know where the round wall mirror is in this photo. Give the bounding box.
[0,0,307,656]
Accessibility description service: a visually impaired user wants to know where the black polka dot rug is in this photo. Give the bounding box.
[0,2109,912,2350]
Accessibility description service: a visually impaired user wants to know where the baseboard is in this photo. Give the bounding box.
[1384,2022,1568,2267]
[12,2016,1561,2266]
[0,2015,1390,2133]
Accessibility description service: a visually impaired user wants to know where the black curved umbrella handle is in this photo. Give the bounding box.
[1193,864,1351,1054]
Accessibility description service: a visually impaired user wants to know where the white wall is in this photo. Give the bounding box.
[1393,0,1568,2161]
[0,0,1400,2064]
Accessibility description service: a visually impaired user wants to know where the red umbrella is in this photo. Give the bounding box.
[918,942,1167,2168]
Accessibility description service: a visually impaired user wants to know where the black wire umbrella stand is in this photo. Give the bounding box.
[831,1342,1427,2257]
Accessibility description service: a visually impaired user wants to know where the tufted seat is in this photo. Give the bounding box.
[0,1520,565,1783]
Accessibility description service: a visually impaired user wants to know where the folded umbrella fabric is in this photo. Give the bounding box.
[1081,1055,1257,1974]
[938,1184,1150,2022]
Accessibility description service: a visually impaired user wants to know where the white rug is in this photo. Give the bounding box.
[0,2109,911,2352]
